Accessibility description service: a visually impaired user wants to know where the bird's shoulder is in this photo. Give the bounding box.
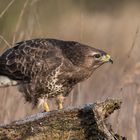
[1,38,79,59]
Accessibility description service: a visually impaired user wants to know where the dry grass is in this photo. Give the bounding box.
[0,35,11,48]
[12,0,29,45]
[0,0,140,139]
[0,0,15,18]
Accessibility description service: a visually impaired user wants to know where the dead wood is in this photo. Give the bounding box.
[0,99,126,140]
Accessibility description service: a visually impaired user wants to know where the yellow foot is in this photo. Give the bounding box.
[58,102,63,110]
[56,95,65,110]
[43,102,50,112]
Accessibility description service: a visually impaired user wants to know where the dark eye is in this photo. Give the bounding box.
[94,54,101,58]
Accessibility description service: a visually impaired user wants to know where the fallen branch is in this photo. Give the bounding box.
[0,99,126,140]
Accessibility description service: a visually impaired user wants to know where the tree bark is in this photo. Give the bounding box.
[0,99,126,140]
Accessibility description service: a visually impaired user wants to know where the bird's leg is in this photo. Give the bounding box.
[38,97,50,112]
[56,95,65,110]
[43,101,50,112]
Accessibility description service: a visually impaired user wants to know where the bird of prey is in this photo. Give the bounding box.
[0,38,113,111]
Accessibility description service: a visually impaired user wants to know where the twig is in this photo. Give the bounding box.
[0,0,15,18]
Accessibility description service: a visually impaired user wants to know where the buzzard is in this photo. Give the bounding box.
[0,38,113,111]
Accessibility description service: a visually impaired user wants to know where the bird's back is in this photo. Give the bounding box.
[0,38,79,81]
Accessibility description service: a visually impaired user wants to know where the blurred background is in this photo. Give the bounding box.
[0,0,140,139]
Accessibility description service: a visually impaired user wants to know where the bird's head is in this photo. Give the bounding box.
[61,42,113,70]
[83,47,113,69]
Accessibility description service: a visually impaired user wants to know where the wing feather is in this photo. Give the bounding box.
[0,39,63,80]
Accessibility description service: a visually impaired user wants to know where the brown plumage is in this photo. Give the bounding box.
[0,38,113,111]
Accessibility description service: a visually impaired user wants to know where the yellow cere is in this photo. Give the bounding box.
[101,54,111,62]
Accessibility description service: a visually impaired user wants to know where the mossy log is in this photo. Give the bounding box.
[0,99,126,140]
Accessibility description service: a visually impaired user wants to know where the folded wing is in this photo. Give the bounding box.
[0,39,63,81]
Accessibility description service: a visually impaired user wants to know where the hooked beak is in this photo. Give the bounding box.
[101,54,113,64]
[109,58,113,64]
